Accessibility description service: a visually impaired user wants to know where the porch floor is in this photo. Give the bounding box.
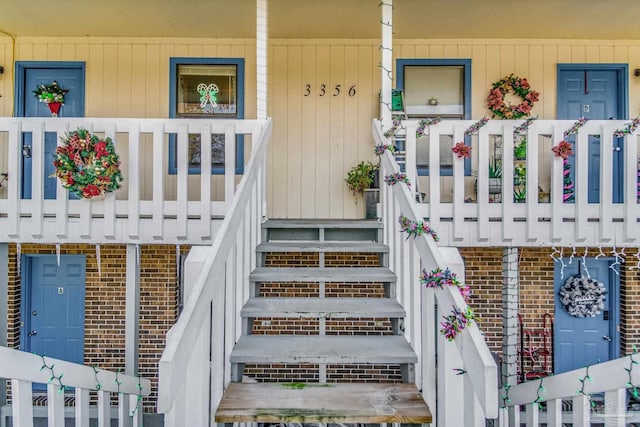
[214,382,433,424]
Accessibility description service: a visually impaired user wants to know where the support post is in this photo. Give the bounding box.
[502,247,519,388]
[125,244,140,424]
[256,0,268,120]
[380,0,393,127]
[0,243,7,408]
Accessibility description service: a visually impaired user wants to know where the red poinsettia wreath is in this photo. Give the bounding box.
[487,74,539,119]
[53,129,123,199]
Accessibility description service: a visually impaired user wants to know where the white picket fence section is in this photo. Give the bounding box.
[157,118,272,426]
[395,118,640,247]
[0,345,150,427]
[374,119,499,425]
[499,354,640,426]
[0,117,266,244]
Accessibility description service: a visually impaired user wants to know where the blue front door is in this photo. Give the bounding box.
[557,67,625,203]
[23,255,86,365]
[18,63,85,199]
[554,258,618,374]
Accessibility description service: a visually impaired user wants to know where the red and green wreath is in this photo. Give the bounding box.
[487,74,539,119]
[53,129,123,199]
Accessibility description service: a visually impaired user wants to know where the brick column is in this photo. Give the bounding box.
[0,243,7,407]
[622,249,640,354]
[502,247,519,387]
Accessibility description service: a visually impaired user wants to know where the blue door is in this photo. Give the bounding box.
[554,258,618,374]
[557,67,625,203]
[22,255,85,365]
[17,63,85,199]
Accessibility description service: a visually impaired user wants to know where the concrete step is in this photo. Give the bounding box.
[215,382,432,424]
[263,219,383,229]
[256,241,389,253]
[241,297,405,318]
[230,335,416,365]
[263,219,382,242]
[250,267,396,283]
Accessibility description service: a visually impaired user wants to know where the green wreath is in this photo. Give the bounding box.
[53,129,123,199]
[487,74,539,119]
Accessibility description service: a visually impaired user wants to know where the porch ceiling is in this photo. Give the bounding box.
[1,0,639,40]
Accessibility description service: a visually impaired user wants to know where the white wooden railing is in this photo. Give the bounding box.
[499,354,640,426]
[0,117,266,244]
[394,119,640,247]
[0,345,150,427]
[374,119,499,425]
[157,118,271,426]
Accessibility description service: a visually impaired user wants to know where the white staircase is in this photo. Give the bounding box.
[215,219,432,424]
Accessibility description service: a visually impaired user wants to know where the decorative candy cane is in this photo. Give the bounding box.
[197,83,219,108]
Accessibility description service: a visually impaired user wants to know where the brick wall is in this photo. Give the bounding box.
[621,248,640,354]
[6,243,186,412]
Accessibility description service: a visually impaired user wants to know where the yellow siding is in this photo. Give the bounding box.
[2,37,640,217]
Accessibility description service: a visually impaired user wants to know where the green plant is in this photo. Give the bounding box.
[489,160,502,178]
[514,136,527,159]
[514,186,526,202]
[345,161,379,195]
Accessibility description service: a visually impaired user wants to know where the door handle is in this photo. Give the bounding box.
[603,335,612,341]
[28,330,37,337]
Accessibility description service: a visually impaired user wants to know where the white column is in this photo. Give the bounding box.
[125,244,141,424]
[0,243,7,407]
[380,0,393,127]
[502,247,519,388]
[256,0,268,120]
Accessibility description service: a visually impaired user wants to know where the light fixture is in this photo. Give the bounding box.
[22,145,31,158]
[635,69,640,77]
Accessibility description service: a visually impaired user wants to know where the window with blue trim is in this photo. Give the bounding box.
[396,59,471,176]
[169,58,245,174]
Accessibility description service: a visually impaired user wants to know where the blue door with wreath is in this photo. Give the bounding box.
[554,258,619,374]
[17,62,85,199]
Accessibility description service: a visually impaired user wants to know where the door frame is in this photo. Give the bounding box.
[556,63,629,120]
[14,61,86,117]
[19,254,87,356]
[553,256,620,373]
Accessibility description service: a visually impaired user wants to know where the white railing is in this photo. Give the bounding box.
[0,345,150,427]
[499,354,640,426]
[374,119,499,425]
[395,119,640,247]
[0,117,266,244]
[157,118,271,426]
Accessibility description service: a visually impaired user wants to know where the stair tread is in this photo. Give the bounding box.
[264,219,383,229]
[257,241,389,253]
[250,267,396,282]
[215,382,432,424]
[230,335,416,364]
[242,297,405,318]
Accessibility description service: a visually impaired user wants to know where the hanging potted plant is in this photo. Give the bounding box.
[514,135,527,160]
[346,161,379,218]
[33,81,69,117]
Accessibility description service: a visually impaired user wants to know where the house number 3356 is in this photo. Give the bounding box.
[304,84,357,97]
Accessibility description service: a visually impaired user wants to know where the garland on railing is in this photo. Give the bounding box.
[375,143,396,156]
[384,172,410,187]
[398,214,439,241]
[92,366,102,390]
[577,366,596,408]
[416,117,442,138]
[383,119,403,139]
[465,117,489,136]
[514,116,537,135]
[440,307,475,341]
[532,378,545,409]
[420,267,471,302]
[39,354,67,393]
[614,117,640,137]
[626,346,640,398]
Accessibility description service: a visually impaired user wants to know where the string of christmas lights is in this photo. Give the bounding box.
[39,354,66,394]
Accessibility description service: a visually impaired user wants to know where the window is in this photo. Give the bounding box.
[169,58,245,174]
[396,59,471,176]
